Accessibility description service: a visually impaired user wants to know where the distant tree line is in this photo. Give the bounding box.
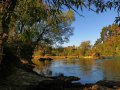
[34,40,92,57]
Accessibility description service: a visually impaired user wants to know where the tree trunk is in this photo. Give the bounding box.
[0,0,17,64]
[0,22,3,63]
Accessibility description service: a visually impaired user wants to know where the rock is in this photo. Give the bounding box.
[96,80,120,88]
[49,76,80,83]
[84,87,89,90]
[39,58,53,61]
[56,76,80,82]
[72,82,83,87]
[38,79,83,90]
[91,85,100,90]
[116,88,120,90]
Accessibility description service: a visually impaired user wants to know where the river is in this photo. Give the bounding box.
[33,58,120,84]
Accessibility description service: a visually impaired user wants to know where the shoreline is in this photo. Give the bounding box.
[1,60,120,90]
[32,55,113,60]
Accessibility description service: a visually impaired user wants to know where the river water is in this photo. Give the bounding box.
[33,58,120,84]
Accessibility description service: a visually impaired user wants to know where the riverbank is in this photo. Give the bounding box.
[0,52,119,90]
[32,55,110,61]
[1,66,120,90]
[33,55,96,60]
[1,60,120,90]
[33,55,78,60]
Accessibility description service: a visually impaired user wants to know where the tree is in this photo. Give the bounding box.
[5,0,75,60]
[94,38,102,46]
[93,24,120,56]
[79,41,91,56]
[0,0,17,63]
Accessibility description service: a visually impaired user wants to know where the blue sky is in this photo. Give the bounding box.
[63,9,117,47]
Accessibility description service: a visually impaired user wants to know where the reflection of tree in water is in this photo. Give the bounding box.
[101,59,120,81]
[60,59,97,77]
[33,60,52,76]
[78,59,96,77]
[62,59,79,65]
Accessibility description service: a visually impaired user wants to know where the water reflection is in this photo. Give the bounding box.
[100,59,120,81]
[33,58,120,84]
[33,60,52,76]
